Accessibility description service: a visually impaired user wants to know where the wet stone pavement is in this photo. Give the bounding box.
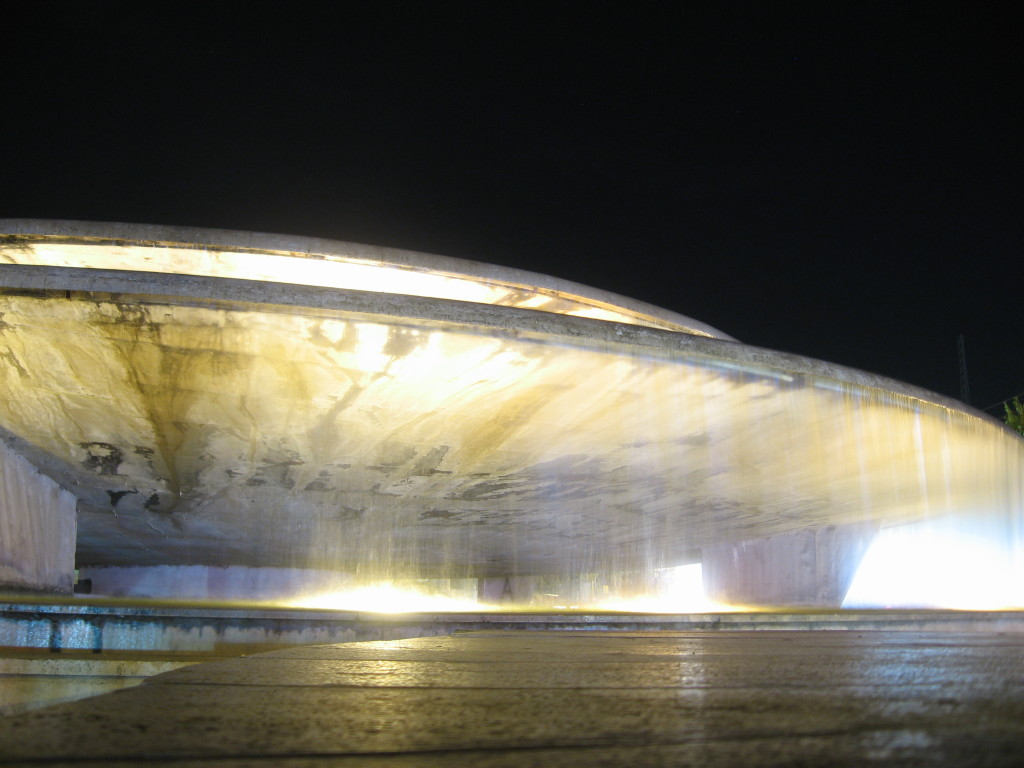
[1,630,1022,766]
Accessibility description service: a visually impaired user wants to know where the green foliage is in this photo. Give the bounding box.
[1005,397,1024,437]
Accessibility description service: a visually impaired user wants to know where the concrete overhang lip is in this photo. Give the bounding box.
[0,261,1005,430]
[0,220,1004,427]
[0,219,734,340]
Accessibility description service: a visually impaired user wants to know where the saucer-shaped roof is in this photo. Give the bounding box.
[0,221,1018,583]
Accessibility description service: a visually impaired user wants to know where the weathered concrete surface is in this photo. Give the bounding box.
[0,441,77,593]
[76,564,361,602]
[7,601,1024,654]
[0,278,1015,583]
[1,222,1022,608]
[1,630,1022,766]
[1,601,400,654]
[703,521,880,607]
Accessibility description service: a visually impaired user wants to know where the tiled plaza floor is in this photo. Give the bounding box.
[1,630,1022,766]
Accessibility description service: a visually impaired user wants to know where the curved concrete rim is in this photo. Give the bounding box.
[0,219,735,341]
[0,262,1010,434]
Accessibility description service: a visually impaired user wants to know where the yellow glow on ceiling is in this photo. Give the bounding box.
[6,241,691,331]
[564,306,647,323]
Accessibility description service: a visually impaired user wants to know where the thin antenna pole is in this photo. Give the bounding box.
[957,333,971,405]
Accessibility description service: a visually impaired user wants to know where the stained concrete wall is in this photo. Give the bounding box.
[0,441,77,593]
[702,521,878,608]
[78,565,357,603]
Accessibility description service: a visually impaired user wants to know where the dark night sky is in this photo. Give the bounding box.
[3,2,1021,412]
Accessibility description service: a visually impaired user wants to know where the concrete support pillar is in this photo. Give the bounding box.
[702,521,878,608]
[0,441,77,594]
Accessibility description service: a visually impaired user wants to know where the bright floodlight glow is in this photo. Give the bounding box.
[289,584,486,614]
[843,520,1024,610]
[593,564,737,613]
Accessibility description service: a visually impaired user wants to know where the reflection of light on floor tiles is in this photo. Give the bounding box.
[0,676,144,717]
[843,521,1024,609]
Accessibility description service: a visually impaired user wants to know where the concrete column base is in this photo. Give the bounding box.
[0,440,77,593]
[702,521,878,608]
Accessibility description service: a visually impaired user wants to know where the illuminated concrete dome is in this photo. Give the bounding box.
[1,221,1021,608]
